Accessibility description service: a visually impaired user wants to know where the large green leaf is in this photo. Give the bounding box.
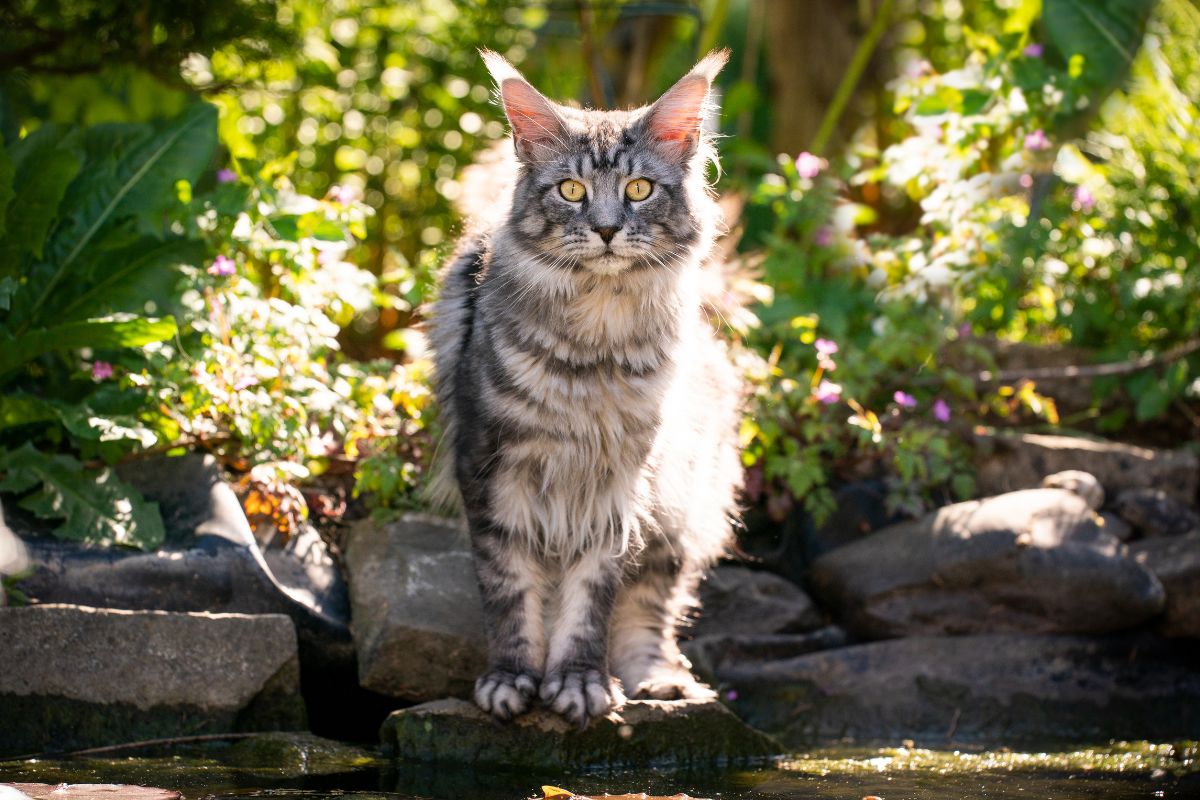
[57,236,202,322]
[0,443,165,549]
[0,126,82,279]
[1044,0,1158,92]
[0,313,177,375]
[20,103,217,327]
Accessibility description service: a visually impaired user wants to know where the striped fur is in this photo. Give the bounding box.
[428,50,741,726]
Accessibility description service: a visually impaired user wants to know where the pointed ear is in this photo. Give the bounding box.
[481,49,568,164]
[642,49,729,162]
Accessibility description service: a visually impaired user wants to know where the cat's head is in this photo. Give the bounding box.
[482,49,728,276]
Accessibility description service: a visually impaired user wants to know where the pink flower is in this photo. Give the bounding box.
[815,380,842,405]
[1019,173,1034,189]
[933,398,952,423]
[1073,185,1096,212]
[958,322,971,338]
[894,390,917,409]
[795,151,825,179]
[328,184,360,204]
[814,338,839,357]
[1022,43,1044,58]
[207,255,236,277]
[216,168,238,184]
[814,227,834,247]
[724,689,739,702]
[1024,129,1051,151]
[91,361,114,380]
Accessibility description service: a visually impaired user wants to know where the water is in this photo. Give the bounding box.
[1,739,1197,800]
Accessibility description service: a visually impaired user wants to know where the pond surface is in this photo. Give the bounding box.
[1,740,1197,800]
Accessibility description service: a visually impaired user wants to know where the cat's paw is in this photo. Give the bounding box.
[631,668,717,701]
[539,668,625,728]
[474,668,540,721]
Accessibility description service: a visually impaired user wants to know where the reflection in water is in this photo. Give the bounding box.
[0,742,1195,800]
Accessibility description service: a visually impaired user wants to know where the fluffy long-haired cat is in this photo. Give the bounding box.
[428,49,742,726]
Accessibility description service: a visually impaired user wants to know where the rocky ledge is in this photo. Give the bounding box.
[380,697,779,769]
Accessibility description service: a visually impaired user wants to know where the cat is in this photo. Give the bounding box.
[427,48,742,727]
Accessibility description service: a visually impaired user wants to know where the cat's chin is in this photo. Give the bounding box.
[581,252,635,276]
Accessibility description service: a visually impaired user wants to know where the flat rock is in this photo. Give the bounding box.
[3,786,178,800]
[0,604,304,757]
[974,431,1198,503]
[1115,488,1200,539]
[1130,531,1200,638]
[809,488,1164,638]
[683,626,851,683]
[344,515,486,700]
[690,565,822,639]
[723,634,1200,745]
[380,697,779,768]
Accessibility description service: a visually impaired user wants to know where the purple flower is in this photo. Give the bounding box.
[1074,185,1096,212]
[815,380,843,405]
[91,361,114,381]
[795,151,825,179]
[724,689,739,702]
[216,168,238,184]
[933,398,952,423]
[1024,129,1051,151]
[958,322,971,338]
[328,184,360,204]
[1022,43,1044,58]
[894,390,918,409]
[814,226,834,247]
[207,255,236,277]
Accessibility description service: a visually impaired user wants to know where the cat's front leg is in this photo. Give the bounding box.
[540,547,627,727]
[471,527,547,721]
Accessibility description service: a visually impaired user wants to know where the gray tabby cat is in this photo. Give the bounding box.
[428,49,742,726]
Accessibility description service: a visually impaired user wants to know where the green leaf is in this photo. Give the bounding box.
[57,237,202,322]
[20,103,217,328]
[0,138,13,239]
[1043,0,1156,92]
[0,394,61,431]
[1134,380,1172,421]
[0,277,15,312]
[0,313,177,375]
[0,128,82,280]
[0,443,164,549]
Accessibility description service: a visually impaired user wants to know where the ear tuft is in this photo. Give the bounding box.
[690,48,730,83]
[480,49,568,164]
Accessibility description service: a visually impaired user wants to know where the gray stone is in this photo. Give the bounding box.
[683,626,851,683]
[723,634,1200,745]
[690,565,823,639]
[1041,470,1104,508]
[344,514,486,700]
[1115,488,1200,539]
[1130,531,1200,638]
[975,431,1198,504]
[13,455,353,670]
[809,488,1165,638]
[3,786,179,800]
[380,697,779,768]
[0,604,304,757]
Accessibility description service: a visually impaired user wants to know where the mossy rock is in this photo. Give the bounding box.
[380,698,780,769]
[224,732,379,775]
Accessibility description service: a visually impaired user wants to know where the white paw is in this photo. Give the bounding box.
[474,668,539,721]
[632,668,716,701]
[539,668,625,727]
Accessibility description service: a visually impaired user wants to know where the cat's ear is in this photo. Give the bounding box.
[642,49,729,162]
[481,49,569,164]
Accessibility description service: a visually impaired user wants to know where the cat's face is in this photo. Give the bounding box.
[484,50,727,276]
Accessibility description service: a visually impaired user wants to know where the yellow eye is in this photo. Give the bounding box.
[559,179,586,202]
[625,178,653,201]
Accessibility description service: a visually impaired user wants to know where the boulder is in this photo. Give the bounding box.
[12,455,353,669]
[0,604,305,757]
[380,697,779,768]
[690,565,823,639]
[974,431,1198,504]
[2,787,178,800]
[809,488,1164,638]
[1130,532,1200,638]
[683,626,852,684]
[344,515,486,700]
[723,634,1200,746]
[1115,489,1200,539]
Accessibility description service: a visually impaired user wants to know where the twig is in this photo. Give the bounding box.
[3,732,258,762]
[576,0,608,107]
[976,337,1200,384]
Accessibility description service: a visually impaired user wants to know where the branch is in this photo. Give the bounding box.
[976,337,1200,384]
